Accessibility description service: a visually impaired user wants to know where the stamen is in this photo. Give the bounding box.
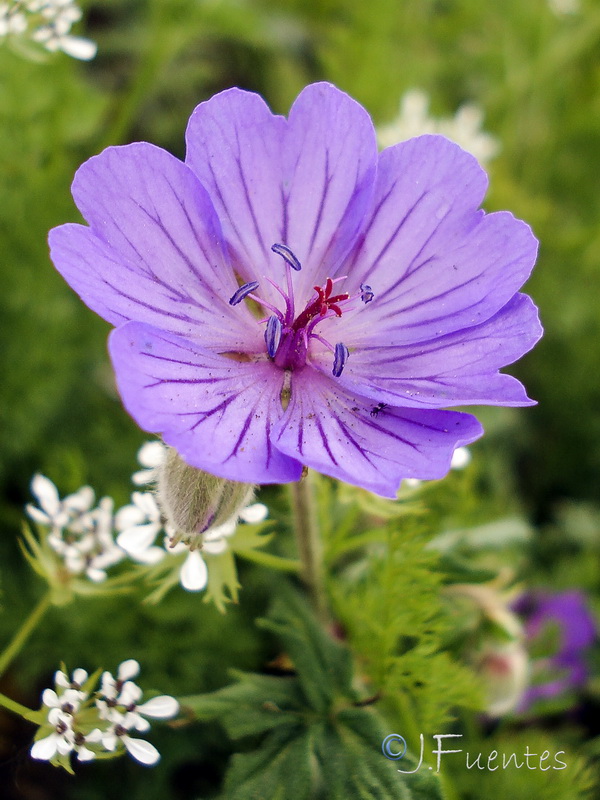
[360,283,374,304]
[265,315,283,357]
[271,243,302,272]
[332,342,350,377]
[229,281,260,306]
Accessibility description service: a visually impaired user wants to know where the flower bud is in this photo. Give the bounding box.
[156,448,255,548]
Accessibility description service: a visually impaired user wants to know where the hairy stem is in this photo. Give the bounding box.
[289,472,328,623]
[0,592,52,678]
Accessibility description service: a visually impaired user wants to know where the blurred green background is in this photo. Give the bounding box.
[1,0,600,797]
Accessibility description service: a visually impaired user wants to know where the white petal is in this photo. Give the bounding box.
[42,688,60,708]
[115,504,146,529]
[203,538,228,555]
[31,733,59,761]
[54,670,70,688]
[137,696,179,719]
[85,728,104,743]
[59,35,97,60]
[239,503,269,524]
[123,735,161,766]
[25,505,51,525]
[85,567,107,582]
[137,441,166,468]
[72,668,88,686]
[102,733,117,751]
[77,745,96,761]
[118,659,140,682]
[31,475,60,516]
[56,735,74,755]
[119,681,143,706]
[180,552,208,592]
[451,446,471,470]
[130,714,151,732]
[64,486,95,512]
[117,523,161,555]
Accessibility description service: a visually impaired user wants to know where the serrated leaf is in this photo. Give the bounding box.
[224,724,313,800]
[257,589,355,713]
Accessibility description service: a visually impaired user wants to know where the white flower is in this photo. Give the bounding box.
[115,492,166,565]
[27,477,125,582]
[26,474,94,533]
[377,89,500,166]
[96,659,178,766]
[132,441,167,486]
[0,0,96,60]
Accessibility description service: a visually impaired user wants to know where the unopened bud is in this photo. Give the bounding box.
[156,448,255,548]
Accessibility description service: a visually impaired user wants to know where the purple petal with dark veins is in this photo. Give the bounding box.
[341,136,538,345]
[185,83,377,306]
[109,322,302,483]
[272,369,483,497]
[319,294,542,408]
[49,143,260,351]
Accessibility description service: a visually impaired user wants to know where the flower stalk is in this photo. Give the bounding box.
[0,591,53,678]
[289,473,328,623]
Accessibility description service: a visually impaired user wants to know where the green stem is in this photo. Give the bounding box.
[289,473,328,623]
[0,592,52,678]
[0,691,38,722]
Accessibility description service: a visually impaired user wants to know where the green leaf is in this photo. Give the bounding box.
[224,725,313,800]
[257,588,355,714]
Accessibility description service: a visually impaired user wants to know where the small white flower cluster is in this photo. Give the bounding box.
[27,476,125,582]
[31,660,179,767]
[26,441,269,593]
[377,89,500,166]
[0,0,96,60]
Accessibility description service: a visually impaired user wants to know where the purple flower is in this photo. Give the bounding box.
[49,83,541,496]
[515,590,596,707]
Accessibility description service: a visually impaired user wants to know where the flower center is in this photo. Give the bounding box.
[229,244,373,376]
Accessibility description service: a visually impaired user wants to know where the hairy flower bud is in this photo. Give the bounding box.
[156,448,255,548]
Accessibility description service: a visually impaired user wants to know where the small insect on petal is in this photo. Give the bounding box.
[360,283,374,304]
[265,315,283,357]
[332,343,350,377]
[229,282,260,306]
[271,243,302,271]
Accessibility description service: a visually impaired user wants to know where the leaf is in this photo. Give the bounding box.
[256,588,355,714]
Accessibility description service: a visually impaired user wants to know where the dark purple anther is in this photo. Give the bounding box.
[229,281,260,306]
[271,243,301,271]
[332,342,349,377]
[360,283,374,304]
[265,315,282,357]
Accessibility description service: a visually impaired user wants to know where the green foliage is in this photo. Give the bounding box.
[182,589,444,800]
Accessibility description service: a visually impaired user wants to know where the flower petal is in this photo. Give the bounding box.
[49,144,259,351]
[272,370,483,497]
[238,503,268,524]
[117,523,161,555]
[122,735,161,766]
[185,83,377,299]
[31,733,59,761]
[137,695,179,719]
[179,550,208,592]
[342,136,538,344]
[118,659,141,682]
[330,294,542,408]
[108,321,302,484]
[31,474,60,516]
